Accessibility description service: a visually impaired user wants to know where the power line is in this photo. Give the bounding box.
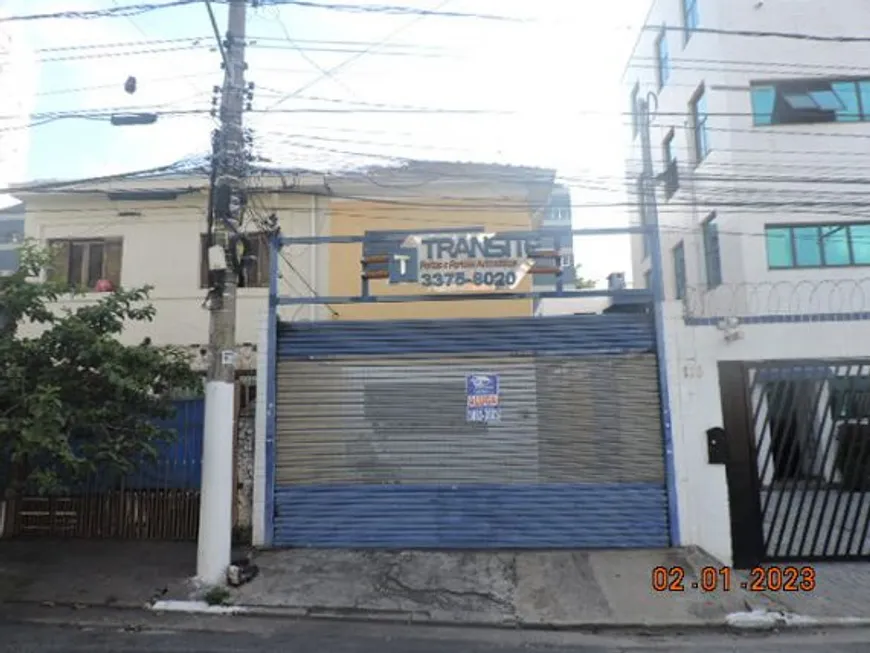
[252,0,518,21]
[267,0,455,110]
[0,0,200,23]
[651,24,870,44]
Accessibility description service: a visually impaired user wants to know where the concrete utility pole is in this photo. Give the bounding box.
[198,0,248,586]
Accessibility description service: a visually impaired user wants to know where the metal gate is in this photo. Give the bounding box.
[270,313,670,549]
[720,360,870,566]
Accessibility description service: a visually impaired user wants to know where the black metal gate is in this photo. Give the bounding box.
[720,360,870,567]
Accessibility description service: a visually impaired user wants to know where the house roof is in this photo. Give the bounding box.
[8,154,556,197]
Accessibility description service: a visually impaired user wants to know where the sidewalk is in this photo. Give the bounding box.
[0,539,197,608]
[228,547,778,628]
[3,539,870,630]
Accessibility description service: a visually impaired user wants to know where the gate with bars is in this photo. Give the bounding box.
[720,360,870,567]
[268,313,672,549]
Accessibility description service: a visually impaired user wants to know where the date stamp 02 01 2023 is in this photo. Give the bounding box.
[651,565,817,593]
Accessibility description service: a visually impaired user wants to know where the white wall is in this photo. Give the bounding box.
[534,297,611,316]
[20,189,329,348]
[625,0,870,302]
[664,302,870,564]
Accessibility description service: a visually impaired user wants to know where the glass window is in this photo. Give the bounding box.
[656,31,670,88]
[751,86,776,125]
[767,223,870,269]
[752,78,868,126]
[682,0,699,42]
[673,242,686,300]
[702,214,721,288]
[793,226,822,266]
[859,81,870,121]
[692,87,710,163]
[821,226,850,265]
[850,224,870,264]
[832,81,861,122]
[766,227,793,268]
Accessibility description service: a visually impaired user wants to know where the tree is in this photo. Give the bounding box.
[0,244,200,494]
[573,265,597,290]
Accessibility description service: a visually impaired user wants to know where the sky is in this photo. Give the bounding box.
[0,0,650,284]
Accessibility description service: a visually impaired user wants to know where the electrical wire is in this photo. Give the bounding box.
[650,24,870,44]
[251,0,517,21]
[0,1,201,23]
[266,0,455,110]
[244,178,340,316]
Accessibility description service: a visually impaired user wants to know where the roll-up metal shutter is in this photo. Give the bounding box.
[272,314,669,549]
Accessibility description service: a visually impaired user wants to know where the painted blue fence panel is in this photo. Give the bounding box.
[273,483,669,549]
[124,398,204,490]
[0,398,206,494]
[278,313,655,358]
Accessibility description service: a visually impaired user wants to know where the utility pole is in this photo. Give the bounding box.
[198,0,248,586]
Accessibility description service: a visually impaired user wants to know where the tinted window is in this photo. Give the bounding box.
[702,214,721,288]
[793,226,822,266]
[821,226,850,265]
[751,78,869,126]
[851,225,870,264]
[766,227,793,268]
[765,223,870,268]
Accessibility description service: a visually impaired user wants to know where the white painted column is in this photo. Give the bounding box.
[252,311,269,546]
[196,380,235,585]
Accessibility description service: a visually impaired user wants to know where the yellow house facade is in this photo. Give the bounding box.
[11,160,557,359]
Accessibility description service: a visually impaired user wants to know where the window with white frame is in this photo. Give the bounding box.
[691,85,710,164]
[682,0,699,43]
[656,28,670,89]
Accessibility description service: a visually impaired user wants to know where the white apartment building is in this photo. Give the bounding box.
[622,1,870,568]
[625,0,870,316]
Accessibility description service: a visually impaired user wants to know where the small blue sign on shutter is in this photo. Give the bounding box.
[466,373,501,424]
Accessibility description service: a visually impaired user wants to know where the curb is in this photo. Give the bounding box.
[5,600,870,634]
[151,603,870,633]
[725,610,870,631]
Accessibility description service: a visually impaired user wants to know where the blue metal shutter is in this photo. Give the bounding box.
[272,314,668,548]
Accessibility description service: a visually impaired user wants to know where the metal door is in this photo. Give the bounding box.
[721,360,870,566]
[271,314,670,549]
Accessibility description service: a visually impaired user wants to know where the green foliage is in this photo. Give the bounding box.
[573,265,597,290]
[0,243,200,494]
[203,586,232,606]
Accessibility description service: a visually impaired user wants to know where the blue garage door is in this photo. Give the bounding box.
[271,314,669,548]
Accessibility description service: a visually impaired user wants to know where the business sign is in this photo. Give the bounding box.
[466,373,501,424]
[388,232,540,292]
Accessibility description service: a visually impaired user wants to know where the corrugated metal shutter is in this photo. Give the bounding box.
[272,314,668,549]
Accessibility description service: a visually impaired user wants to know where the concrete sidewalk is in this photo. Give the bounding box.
[0,540,198,608]
[229,547,777,628]
[4,539,870,630]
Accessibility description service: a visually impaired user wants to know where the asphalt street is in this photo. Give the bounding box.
[3,612,870,653]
